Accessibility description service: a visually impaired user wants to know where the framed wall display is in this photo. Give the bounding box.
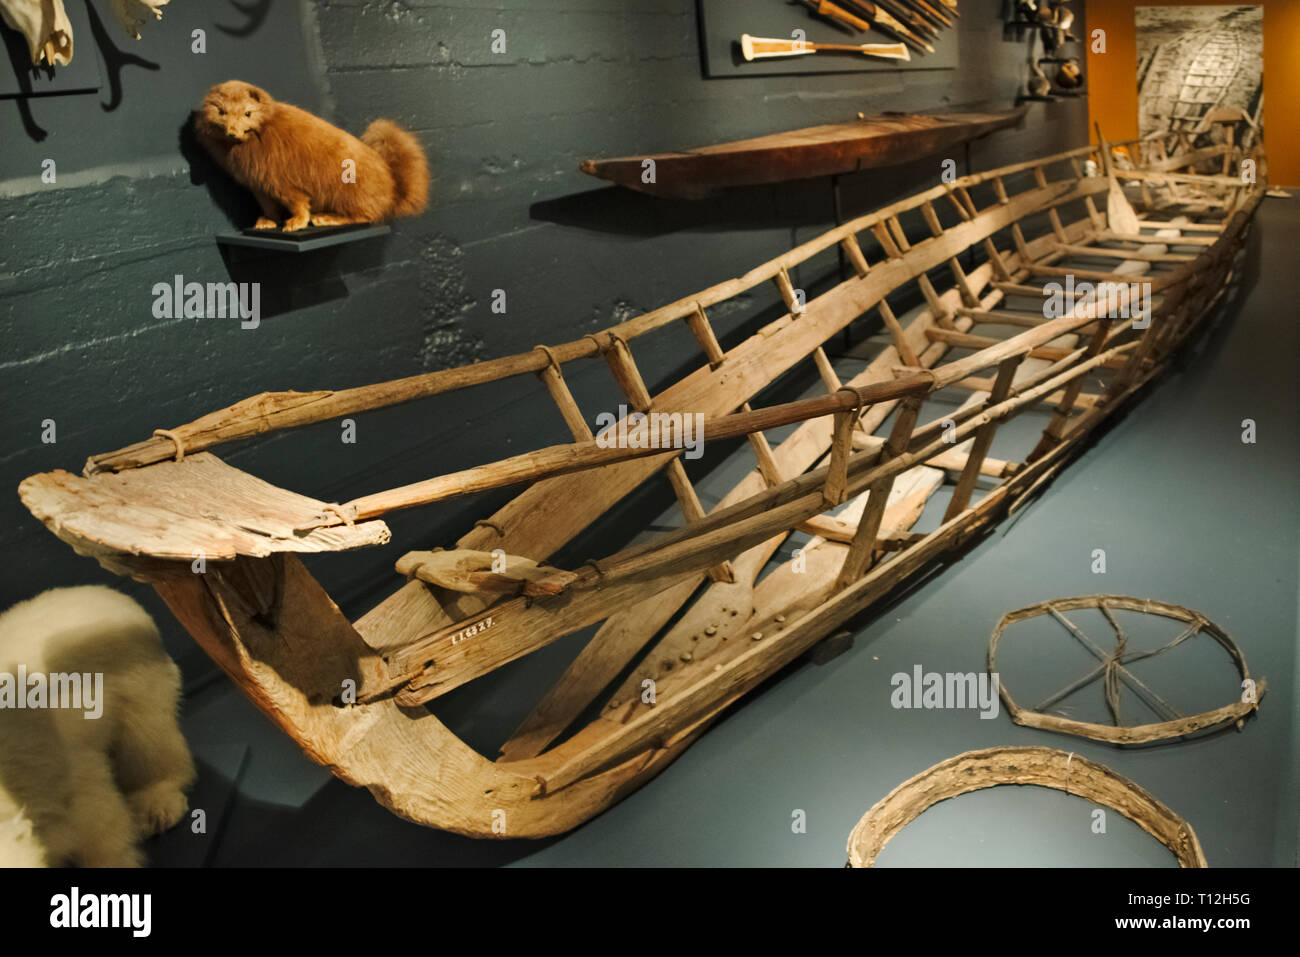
[1136,5,1262,135]
[697,0,958,77]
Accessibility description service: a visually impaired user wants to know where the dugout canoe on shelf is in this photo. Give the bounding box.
[577,105,1029,199]
[19,132,1264,838]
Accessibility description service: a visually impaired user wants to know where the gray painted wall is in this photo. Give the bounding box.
[0,0,1087,687]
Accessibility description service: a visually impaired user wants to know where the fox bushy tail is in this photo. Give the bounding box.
[363,119,431,218]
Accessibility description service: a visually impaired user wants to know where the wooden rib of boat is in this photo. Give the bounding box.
[578,106,1028,199]
[19,134,1264,838]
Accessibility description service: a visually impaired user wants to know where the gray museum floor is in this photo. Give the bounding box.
[150,196,1299,868]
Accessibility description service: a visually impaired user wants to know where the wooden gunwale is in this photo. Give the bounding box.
[18,139,1263,837]
[83,139,1136,477]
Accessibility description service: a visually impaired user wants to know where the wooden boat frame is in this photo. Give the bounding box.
[20,135,1264,838]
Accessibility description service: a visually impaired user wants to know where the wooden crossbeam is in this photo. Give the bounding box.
[1056,243,1195,263]
[799,466,944,543]
[685,301,726,367]
[824,408,857,507]
[1146,143,1230,173]
[956,186,979,219]
[296,370,937,530]
[1083,195,1105,232]
[926,446,1016,479]
[1010,222,1033,261]
[774,266,804,316]
[605,335,735,583]
[1101,231,1217,246]
[835,395,924,588]
[813,346,844,393]
[1120,168,1250,188]
[841,234,871,277]
[917,273,955,328]
[887,216,912,253]
[535,348,594,442]
[684,302,782,487]
[1116,295,1190,390]
[1069,156,1102,212]
[921,200,945,236]
[924,328,1128,369]
[957,307,1057,327]
[922,200,979,306]
[740,401,784,488]
[603,334,654,409]
[943,189,972,222]
[946,257,980,307]
[1026,263,1162,285]
[943,355,1022,521]
[520,339,1139,603]
[992,280,1053,297]
[1136,219,1222,231]
[812,347,869,435]
[982,238,1013,282]
[1031,167,1071,242]
[948,375,1102,410]
[840,236,920,368]
[872,221,903,259]
[1028,315,1114,462]
[877,298,921,367]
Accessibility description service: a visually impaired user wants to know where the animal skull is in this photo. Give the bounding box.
[0,0,73,66]
[0,0,170,69]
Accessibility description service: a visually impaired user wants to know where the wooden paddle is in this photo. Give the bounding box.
[1096,122,1140,235]
[741,34,911,62]
[795,0,933,53]
[833,0,935,52]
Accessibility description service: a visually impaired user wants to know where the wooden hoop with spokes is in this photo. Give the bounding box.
[989,595,1265,745]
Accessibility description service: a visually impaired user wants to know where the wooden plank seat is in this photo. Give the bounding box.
[19,452,391,566]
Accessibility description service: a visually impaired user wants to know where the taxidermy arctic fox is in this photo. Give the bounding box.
[0,586,195,867]
[195,79,431,231]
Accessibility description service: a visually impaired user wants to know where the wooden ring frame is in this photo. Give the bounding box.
[989,595,1265,745]
[846,746,1208,867]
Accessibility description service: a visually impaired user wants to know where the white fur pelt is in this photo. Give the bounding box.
[0,586,195,867]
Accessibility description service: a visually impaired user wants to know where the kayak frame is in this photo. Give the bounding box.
[20,135,1264,837]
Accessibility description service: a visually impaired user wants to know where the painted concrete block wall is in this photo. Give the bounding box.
[0,1,1087,684]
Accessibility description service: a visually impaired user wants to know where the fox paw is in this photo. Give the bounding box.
[253,217,278,230]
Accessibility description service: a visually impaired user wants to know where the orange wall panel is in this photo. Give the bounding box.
[1086,0,1300,186]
